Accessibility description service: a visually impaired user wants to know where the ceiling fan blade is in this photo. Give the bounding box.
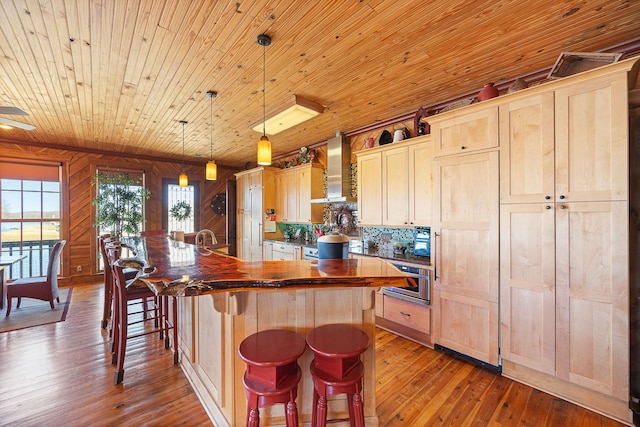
[0,116,36,130]
[0,106,29,116]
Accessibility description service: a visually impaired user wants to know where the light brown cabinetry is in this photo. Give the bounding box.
[499,65,633,422]
[276,163,324,224]
[431,150,500,366]
[431,107,498,157]
[356,136,432,227]
[357,151,383,226]
[235,167,277,261]
[382,295,430,335]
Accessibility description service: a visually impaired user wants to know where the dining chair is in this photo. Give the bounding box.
[5,240,67,316]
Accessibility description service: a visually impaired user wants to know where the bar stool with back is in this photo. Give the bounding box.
[106,242,178,384]
[306,324,370,427]
[238,329,307,427]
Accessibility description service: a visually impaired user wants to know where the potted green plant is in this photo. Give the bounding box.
[169,200,192,241]
[92,171,150,239]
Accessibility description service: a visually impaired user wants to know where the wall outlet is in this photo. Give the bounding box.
[380,232,392,242]
[76,265,82,272]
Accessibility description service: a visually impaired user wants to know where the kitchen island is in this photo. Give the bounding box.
[125,236,409,426]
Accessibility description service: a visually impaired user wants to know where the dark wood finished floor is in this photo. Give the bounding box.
[0,284,627,426]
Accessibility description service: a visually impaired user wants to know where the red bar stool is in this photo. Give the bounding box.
[238,329,306,427]
[306,324,370,427]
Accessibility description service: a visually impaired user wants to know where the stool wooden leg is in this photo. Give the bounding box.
[285,400,298,427]
[246,392,260,427]
[311,388,318,427]
[352,392,365,427]
[316,394,328,427]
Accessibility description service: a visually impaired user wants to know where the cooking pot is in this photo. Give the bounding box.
[317,234,350,259]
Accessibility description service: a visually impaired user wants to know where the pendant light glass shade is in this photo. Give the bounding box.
[257,34,272,165]
[179,172,188,187]
[206,160,217,180]
[179,120,188,187]
[205,91,218,180]
[257,135,271,165]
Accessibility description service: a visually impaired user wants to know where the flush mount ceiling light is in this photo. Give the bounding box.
[178,120,188,187]
[205,90,217,181]
[256,33,272,166]
[251,94,324,136]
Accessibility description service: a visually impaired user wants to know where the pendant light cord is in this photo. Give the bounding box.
[210,94,213,159]
[181,121,186,170]
[262,41,266,137]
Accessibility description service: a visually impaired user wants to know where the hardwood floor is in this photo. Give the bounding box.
[0,283,627,427]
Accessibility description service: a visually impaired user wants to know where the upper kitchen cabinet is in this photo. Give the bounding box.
[276,163,324,224]
[431,106,499,157]
[357,150,383,226]
[356,136,432,227]
[235,167,278,261]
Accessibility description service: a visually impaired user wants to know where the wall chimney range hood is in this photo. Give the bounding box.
[310,133,356,204]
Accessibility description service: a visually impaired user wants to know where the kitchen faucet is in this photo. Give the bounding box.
[195,229,217,247]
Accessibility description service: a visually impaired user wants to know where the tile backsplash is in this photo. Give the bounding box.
[361,226,414,253]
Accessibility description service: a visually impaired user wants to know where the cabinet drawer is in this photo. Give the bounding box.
[383,295,430,334]
[273,244,294,255]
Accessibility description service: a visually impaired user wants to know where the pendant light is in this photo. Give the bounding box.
[256,33,272,166]
[178,120,188,187]
[205,91,218,180]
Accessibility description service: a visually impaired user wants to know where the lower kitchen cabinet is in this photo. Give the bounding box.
[263,241,303,260]
[376,293,432,347]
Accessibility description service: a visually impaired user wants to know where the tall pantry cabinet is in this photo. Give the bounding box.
[499,61,637,423]
[428,57,639,424]
[430,108,500,367]
[235,167,278,261]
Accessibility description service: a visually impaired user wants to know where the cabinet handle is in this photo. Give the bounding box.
[433,232,439,281]
[560,205,566,209]
[546,205,551,210]
[460,146,466,150]
[559,195,565,199]
[545,195,551,200]
[400,311,411,317]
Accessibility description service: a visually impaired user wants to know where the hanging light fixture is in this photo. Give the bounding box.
[178,120,188,187]
[205,91,218,180]
[256,33,272,166]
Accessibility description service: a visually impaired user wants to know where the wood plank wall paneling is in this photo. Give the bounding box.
[0,141,240,284]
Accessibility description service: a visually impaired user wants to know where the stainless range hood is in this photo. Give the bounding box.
[310,132,357,204]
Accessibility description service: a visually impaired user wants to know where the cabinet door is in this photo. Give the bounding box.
[555,201,628,400]
[275,173,285,222]
[499,92,555,204]
[431,107,499,157]
[262,241,273,260]
[357,152,382,226]
[432,151,499,365]
[282,170,297,222]
[555,73,629,202]
[500,203,556,375]
[248,186,263,261]
[382,146,409,226]
[408,141,432,226]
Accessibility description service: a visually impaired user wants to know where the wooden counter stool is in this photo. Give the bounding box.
[238,329,306,427]
[306,324,370,427]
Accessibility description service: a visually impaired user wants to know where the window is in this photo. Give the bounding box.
[94,168,148,271]
[163,179,199,233]
[0,160,61,279]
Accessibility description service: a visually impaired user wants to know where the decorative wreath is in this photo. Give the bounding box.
[334,206,355,235]
[170,201,192,221]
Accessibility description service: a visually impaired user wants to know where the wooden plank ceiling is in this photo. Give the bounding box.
[0,0,639,168]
